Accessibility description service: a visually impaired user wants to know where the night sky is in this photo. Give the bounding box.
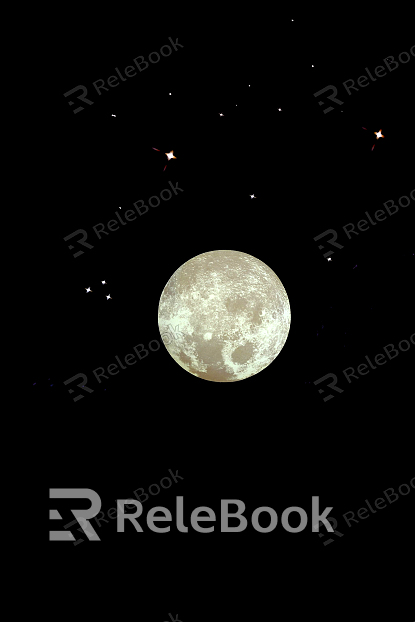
[31,13,413,620]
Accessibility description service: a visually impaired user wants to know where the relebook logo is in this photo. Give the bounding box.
[49,489,334,542]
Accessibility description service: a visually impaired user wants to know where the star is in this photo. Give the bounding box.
[106,294,112,300]
[153,148,176,171]
[101,281,106,284]
[250,194,256,199]
[374,129,384,139]
[111,114,116,117]
[327,258,332,261]
[278,108,282,111]
[219,113,224,117]
[85,287,92,293]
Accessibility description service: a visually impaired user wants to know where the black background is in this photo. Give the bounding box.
[29,8,414,620]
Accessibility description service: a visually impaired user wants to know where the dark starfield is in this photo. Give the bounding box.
[29,12,414,622]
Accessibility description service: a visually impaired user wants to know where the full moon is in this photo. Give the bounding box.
[158,250,291,382]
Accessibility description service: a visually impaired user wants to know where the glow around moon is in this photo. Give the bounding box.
[158,250,291,382]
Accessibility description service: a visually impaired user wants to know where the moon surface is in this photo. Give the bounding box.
[158,250,291,382]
